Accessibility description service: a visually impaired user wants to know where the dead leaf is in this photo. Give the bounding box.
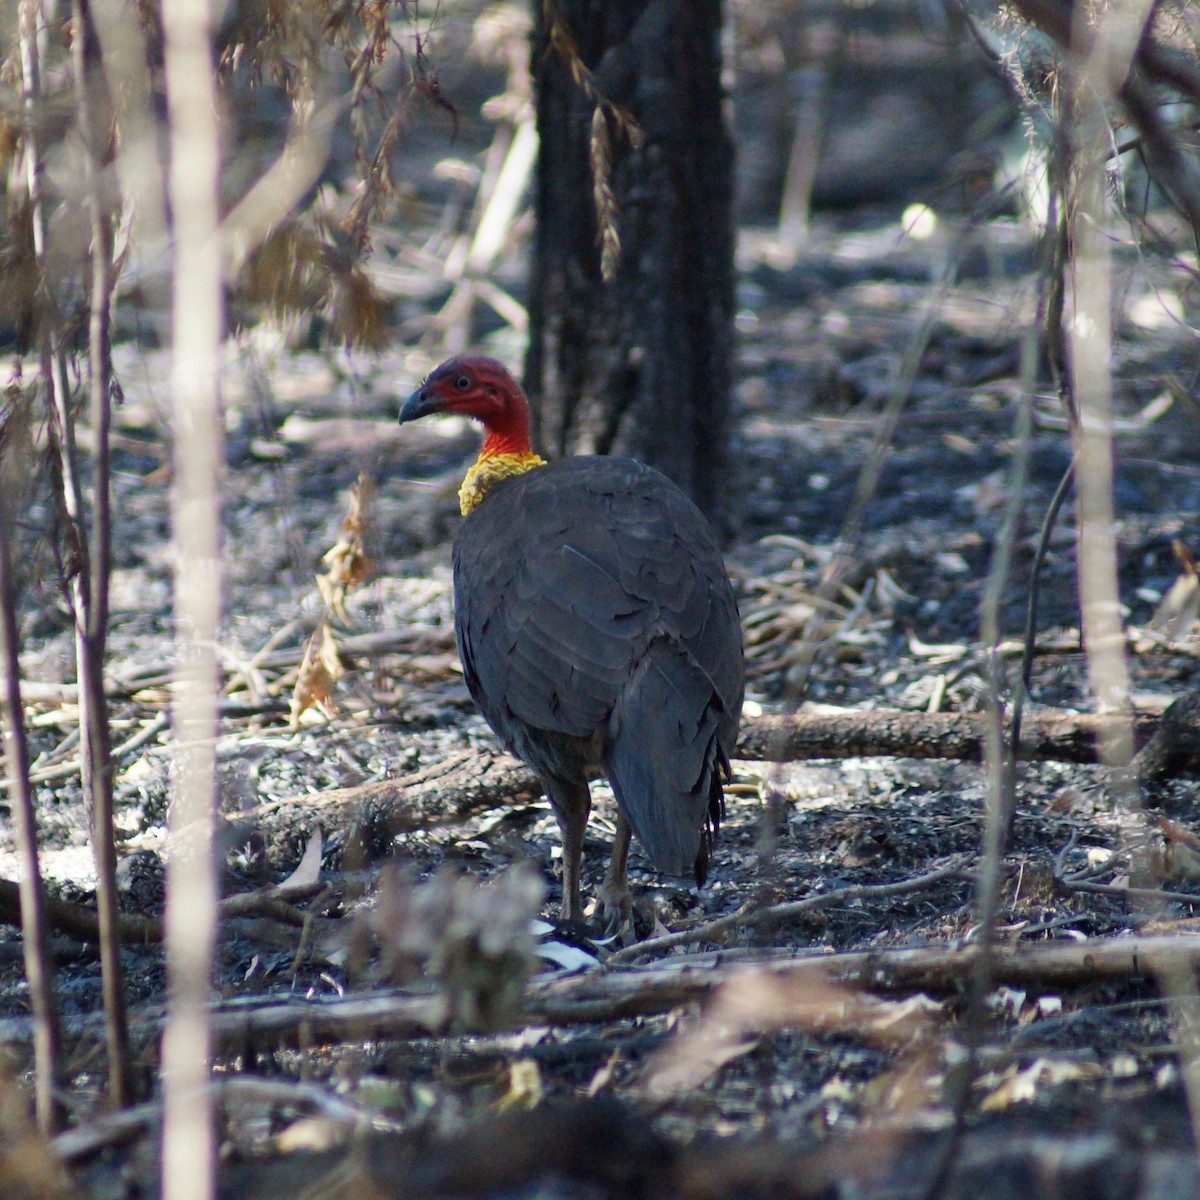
[967,468,1008,516]
[278,828,324,889]
[273,1117,344,1153]
[859,1053,944,1115]
[641,966,943,1101]
[586,1051,621,1097]
[319,474,374,620]
[290,620,343,725]
[1048,786,1088,814]
[496,1059,543,1111]
[641,1029,761,1102]
[979,1057,1103,1112]
[907,632,968,663]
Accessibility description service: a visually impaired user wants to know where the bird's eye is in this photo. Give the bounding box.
[454,374,471,390]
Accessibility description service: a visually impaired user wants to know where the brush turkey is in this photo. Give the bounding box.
[400,356,744,923]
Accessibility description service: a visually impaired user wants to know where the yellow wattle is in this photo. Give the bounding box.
[459,450,546,515]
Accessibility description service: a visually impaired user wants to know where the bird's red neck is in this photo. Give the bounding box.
[478,419,534,462]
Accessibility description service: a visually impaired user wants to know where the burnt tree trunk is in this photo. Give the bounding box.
[525,0,736,529]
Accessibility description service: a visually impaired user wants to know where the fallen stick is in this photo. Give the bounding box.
[0,878,332,947]
[533,932,1200,1027]
[737,707,1165,765]
[4,930,1194,1056]
[0,879,160,945]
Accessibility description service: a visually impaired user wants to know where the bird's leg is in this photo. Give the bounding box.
[597,814,634,935]
[548,781,591,922]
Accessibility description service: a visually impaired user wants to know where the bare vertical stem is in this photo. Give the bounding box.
[72,0,115,652]
[21,0,130,1106]
[1067,3,1149,775]
[161,0,223,1195]
[0,408,63,1135]
[1155,955,1200,1168]
[1011,155,1071,772]
[1073,1,1200,1176]
[974,344,1037,927]
[70,0,130,1109]
[777,13,845,250]
[18,0,45,257]
[922,290,1041,1200]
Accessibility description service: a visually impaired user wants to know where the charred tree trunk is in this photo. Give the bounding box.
[526,0,736,530]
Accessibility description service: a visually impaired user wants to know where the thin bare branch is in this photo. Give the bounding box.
[0,429,62,1133]
[1068,3,1144,775]
[606,858,971,967]
[71,0,131,1110]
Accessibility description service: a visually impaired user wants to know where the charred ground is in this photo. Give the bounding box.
[1,204,1199,1198]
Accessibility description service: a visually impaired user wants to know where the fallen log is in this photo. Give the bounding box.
[237,750,542,859]
[236,705,1185,860]
[737,707,1164,764]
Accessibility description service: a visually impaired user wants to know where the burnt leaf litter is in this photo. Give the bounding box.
[5,125,1200,1200]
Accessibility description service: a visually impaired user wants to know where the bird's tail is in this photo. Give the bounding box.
[604,639,731,883]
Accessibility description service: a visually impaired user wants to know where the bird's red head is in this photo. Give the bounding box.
[400,355,533,458]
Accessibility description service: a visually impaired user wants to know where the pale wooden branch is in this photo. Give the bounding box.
[3,931,1199,1063]
[51,1076,377,1165]
[19,931,1198,1057]
[533,934,1200,1028]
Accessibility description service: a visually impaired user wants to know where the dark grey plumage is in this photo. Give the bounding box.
[452,456,743,917]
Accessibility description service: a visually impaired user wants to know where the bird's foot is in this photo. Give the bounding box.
[593,881,638,944]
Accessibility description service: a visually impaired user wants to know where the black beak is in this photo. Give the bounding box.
[399,386,440,424]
